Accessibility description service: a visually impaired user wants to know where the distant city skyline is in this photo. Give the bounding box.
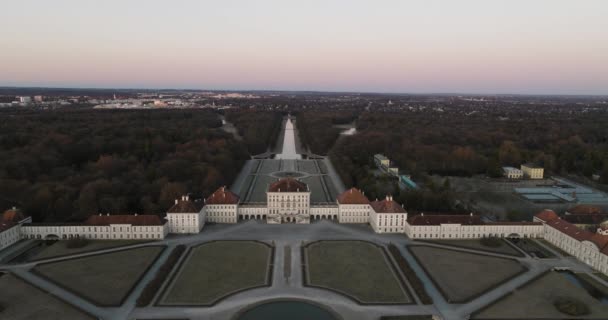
[1,0,607,95]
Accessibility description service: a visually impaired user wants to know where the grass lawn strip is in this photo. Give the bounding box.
[160,241,273,306]
[30,240,149,261]
[33,246,165,306]
[305,240,411,304]
[471,271,608,319]
[423,239,524,257]
[0,273,95,320]
[409,245,526,303]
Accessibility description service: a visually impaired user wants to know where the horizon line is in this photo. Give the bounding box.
[1,85,607,98]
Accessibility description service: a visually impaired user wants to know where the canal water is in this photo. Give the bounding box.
[275,118,301,160]
[236,300,338,320]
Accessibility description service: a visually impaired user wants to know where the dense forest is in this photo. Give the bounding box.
[225,110,283,154]
[0,108,249,222]
[296,111,356,155]
[295,108,608,212]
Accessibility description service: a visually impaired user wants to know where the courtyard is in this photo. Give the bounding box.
[159,240,274,306]
[32,245,165,306]
[472,271,608,319]
[408,245,527,303]
[303,240,412,304]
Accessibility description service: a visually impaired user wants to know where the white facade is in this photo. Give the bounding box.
[21,222,168,240]
[267,190,311,224]
[405,221,543,240]
[0,224,21,251]
[371,211,407,233]
[521,164,544,179]
[502,166,523,179]
[338,204,370,223]
[204,204,238,223]
[166,196,205,234]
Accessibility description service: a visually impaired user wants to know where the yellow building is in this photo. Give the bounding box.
[521,164,544,179]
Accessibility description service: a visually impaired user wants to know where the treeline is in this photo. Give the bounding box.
[296,111,357,155]
[225,110,283,154]
[0,108,249,222]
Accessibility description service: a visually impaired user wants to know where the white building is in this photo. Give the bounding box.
[203,186,240,223]
[21,214,168,241]
[535,209,608,275]
[0,208,31,251]
[405,213,543,239]
[502,166,523,179]
[267,178,310,224]
[370,195,408,233]
[521,163,544,179]
[166,195,204,233]
[337,188,371,223]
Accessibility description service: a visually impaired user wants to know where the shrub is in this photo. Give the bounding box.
[388,244,433,304]
[480,237,502,248]
[65,238,89,249]
[136,245,186,307]
[0,303,4,313]
[553,297,590,316]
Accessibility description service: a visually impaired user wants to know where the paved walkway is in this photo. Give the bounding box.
[1,221,604,320]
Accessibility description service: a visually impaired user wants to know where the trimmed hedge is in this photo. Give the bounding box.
[136,245,186,307]
[388,244,433,305]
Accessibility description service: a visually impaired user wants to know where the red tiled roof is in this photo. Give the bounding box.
[562,214,608,225]
[371,196,406,214]
[205,186,240,205]
[0,221,17,233]
[268,178,308,193]
[85,214,164,226]
[337,188,370,205]
[2,208,25,223]
[546,219,593,242]
[566,204,604,215]
[407,213,483,225]
[534,209,559,222]
[167,196,202,213]
[485,221,543,226]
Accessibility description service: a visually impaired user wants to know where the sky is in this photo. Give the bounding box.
[1,0,607,95]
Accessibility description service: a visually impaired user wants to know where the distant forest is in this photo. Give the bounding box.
[0,109,250,222]
[296,108,608,211]
[225,110,283,154]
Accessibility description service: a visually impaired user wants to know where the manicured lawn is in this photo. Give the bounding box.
[30,240,147,261]
[160,241,273,306]
[33,246,165,306]
[409,245,526,303]
[425,239,523,257]
[0,273,95,320]
[305,240,411,304]
[472,272,608,319]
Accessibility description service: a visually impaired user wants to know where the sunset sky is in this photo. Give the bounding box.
[1,0,607,94]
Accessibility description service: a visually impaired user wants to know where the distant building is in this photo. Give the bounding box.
[502,166,523,179]
[374,154,390,168]
[18,96,31,104]
[521,163,544,179]
[0,208,31,251]
[33,95,43,102]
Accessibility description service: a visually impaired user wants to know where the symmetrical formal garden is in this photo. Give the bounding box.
[472,271,608,319]
[424,238,523,257]
[32,246,165,306]
[0,273,95,320]
[409,245,527,303]
[304,240,411,304]
[159,241,273,306]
